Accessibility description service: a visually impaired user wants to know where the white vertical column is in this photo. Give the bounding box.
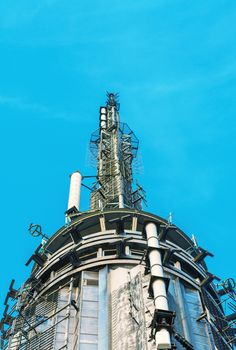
[67,171,82,211]
[145,222,171,349]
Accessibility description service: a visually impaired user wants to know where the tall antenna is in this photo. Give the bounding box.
[89,93,142,210]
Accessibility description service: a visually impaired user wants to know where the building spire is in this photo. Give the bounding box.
[89,93,141,210]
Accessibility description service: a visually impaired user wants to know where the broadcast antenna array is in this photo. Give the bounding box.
[90,93,145,210]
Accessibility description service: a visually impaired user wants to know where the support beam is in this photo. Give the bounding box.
[25,245,47,267]
[99,215,106,232]
[200,273,220,287]
[131,215,138,231]
[193,247,214,263]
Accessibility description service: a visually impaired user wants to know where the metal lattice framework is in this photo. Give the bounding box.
[1,279,77,350]
[89,93,143,210]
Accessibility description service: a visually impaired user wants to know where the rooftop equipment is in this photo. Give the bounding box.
[0,93,235,350]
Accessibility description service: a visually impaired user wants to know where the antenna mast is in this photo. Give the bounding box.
[90,93,140,210]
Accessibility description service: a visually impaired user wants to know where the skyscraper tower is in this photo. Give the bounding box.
[1,93,235,350]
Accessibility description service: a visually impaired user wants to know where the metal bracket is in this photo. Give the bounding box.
[4,280,17,305]
[163,248,181,265]
[193,247,214,263]
[65,206,79,216]
[158,224,176,241]
[61,249,81,267]
[200,273,220,287]
[173,329,194,350]
[149,309,175,340]
[143,246,169,275]
[148,275,170,298]
[25,244,47,267]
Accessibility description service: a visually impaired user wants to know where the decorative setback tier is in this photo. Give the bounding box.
[1,209,234,350]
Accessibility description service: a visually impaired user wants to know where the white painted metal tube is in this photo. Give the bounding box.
[149,250,164,276]
[67,171,82,211]
[146,222,172,349]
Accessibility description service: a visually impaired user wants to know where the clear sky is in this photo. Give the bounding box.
[0,0,235,312]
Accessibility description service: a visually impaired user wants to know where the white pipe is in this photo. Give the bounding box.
[67,171,82,211]
[146,222,172,350]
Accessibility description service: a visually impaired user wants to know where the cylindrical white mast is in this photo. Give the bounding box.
[67,171,82,211]
[146,222,172,349]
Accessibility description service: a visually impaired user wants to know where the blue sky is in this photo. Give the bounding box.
[0,0,235,311]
